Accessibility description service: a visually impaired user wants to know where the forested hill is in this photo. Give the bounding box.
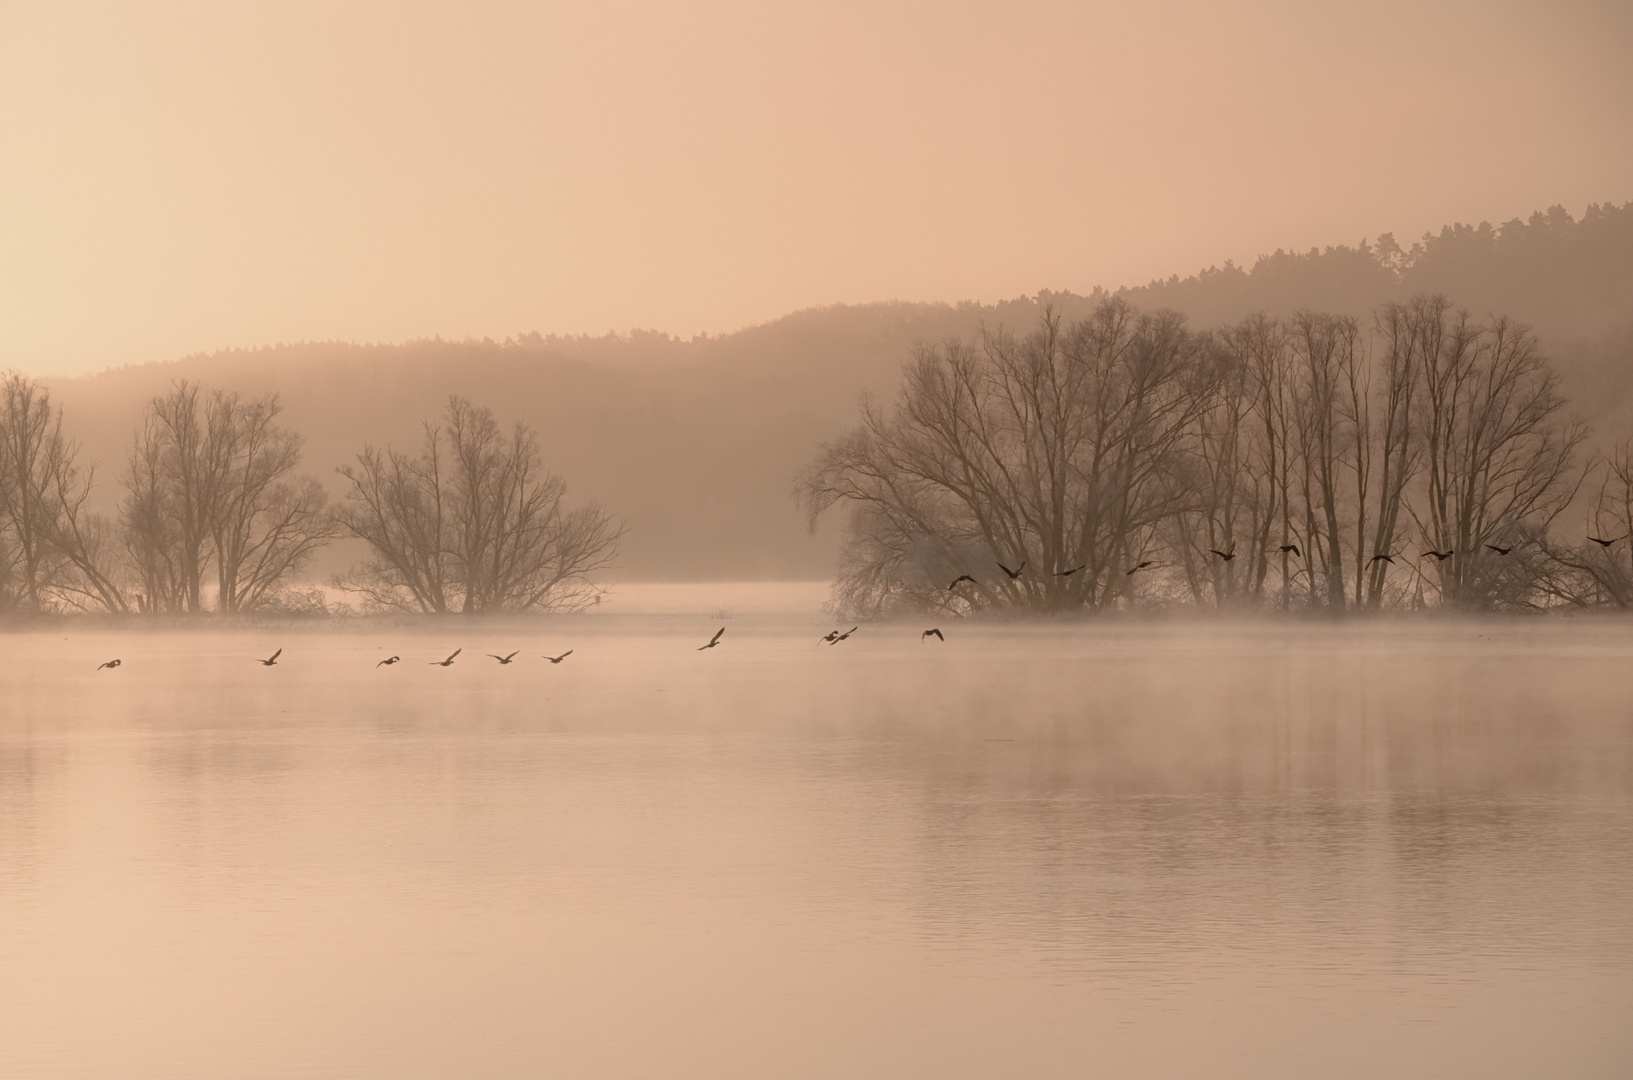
[51,202,1633,582]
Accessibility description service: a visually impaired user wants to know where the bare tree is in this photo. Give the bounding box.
[120,382,334,614]
[335,397,621,613]
[1289,312,1352,611]
[1181,329,1268,607]
[0,373,126,612]
[798,302,1218,615]
[1356,302,1422,607]
[1533,440,1633,608]
[1411,302,1585,607]
[206,394,338,612]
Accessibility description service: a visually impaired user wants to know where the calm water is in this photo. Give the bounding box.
[2,616,1631,1079]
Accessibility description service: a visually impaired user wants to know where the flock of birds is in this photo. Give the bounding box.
[89,537,1630,671]
[94,645,579,672]
[939,533,1632,593]
[91,625,954,672]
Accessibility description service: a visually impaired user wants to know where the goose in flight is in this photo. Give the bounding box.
[431,648,461,667]
[488,651,520,664]
[96,659,120,671]
[828,626,858,645]
[997,560,1025,579]
[256,648,282,667]
[947,574,977,590]
[1588,535,1625,548]
[544,650,573,664]
[1368,553,1396,566]
[698,628,725,651]
[1054,564,1086,577]
[1126,561,1152,575]
[1209,545,1236,562]
[1278,543,1301,557]
[1421,550,1453,561]
[922,628,944,642]
[1485,543,1513,556]
[376,655,401,667]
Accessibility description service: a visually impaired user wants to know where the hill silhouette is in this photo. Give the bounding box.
[48,201,1633,582]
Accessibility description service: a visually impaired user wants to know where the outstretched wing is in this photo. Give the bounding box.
[269,648,282,663]
[710,627,725,645]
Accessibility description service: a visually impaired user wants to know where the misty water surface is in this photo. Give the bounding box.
[1,614,1630,1079]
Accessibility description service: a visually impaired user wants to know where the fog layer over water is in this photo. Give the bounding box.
[2,615,1630,1078]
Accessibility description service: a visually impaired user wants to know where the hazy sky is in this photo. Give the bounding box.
[2,0,1630,375]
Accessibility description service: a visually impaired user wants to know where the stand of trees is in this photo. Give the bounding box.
[800,294,1604,617]
[333,397,622,613]
[0,379,617,616]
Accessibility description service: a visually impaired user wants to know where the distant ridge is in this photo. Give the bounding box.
[52,202,1633,582]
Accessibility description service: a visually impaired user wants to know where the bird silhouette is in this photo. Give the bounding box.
[1278,544,1301,557]
[488,651,520,664]
[431,648,461,666]
[947,574,977,590]
[1485,543,1513,556]
[543,650,573,664]
[96,659,120,671]
[1054,564,1087,577]
[1209,545,1236,562]
[1420,550,1454,561]
[256,648,282,667]
[828,626,858,644]
[698,627,725,651]
[997,560,1025,579]
[922,628,944,641]
[1368,553,1396,565]
[820,629,841,643]
[1126,560,1153,575]
[376,655,400,667]
[1588,535,1625,548]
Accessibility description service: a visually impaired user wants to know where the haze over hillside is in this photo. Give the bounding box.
[48,202,1633,582]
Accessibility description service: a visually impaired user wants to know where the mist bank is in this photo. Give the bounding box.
[31,201,1633,589]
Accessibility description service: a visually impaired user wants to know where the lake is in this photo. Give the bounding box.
[2,613,1630,1078]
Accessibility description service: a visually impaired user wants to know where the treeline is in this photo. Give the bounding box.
[800,293,1633,617]
[1122,201,1633,341]
[0,381,618,616]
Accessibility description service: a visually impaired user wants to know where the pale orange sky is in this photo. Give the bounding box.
[2,0,1630,375]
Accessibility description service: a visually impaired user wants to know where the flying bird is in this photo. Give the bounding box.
[256,648,282,667]
[1125,561,1153,575]
[1485,543,1513,556]
[1209,545,1236,562]
[698,628,725,651]
[488,651,520,664]
[922,628,944,641]
[997,560,1025,579]
[1421,550,1454,561]
[1054,564,1087,577]
[543,650,573,664]
[820,629,841,643]
[828,626,858,644]
[1588,535,1625,548]
[431,648,461,666]
[1368,553,1396,565]
[947,574,977,590]
[376,655,401,667]
[96,659,120,671]
[1278,544,1301,557]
